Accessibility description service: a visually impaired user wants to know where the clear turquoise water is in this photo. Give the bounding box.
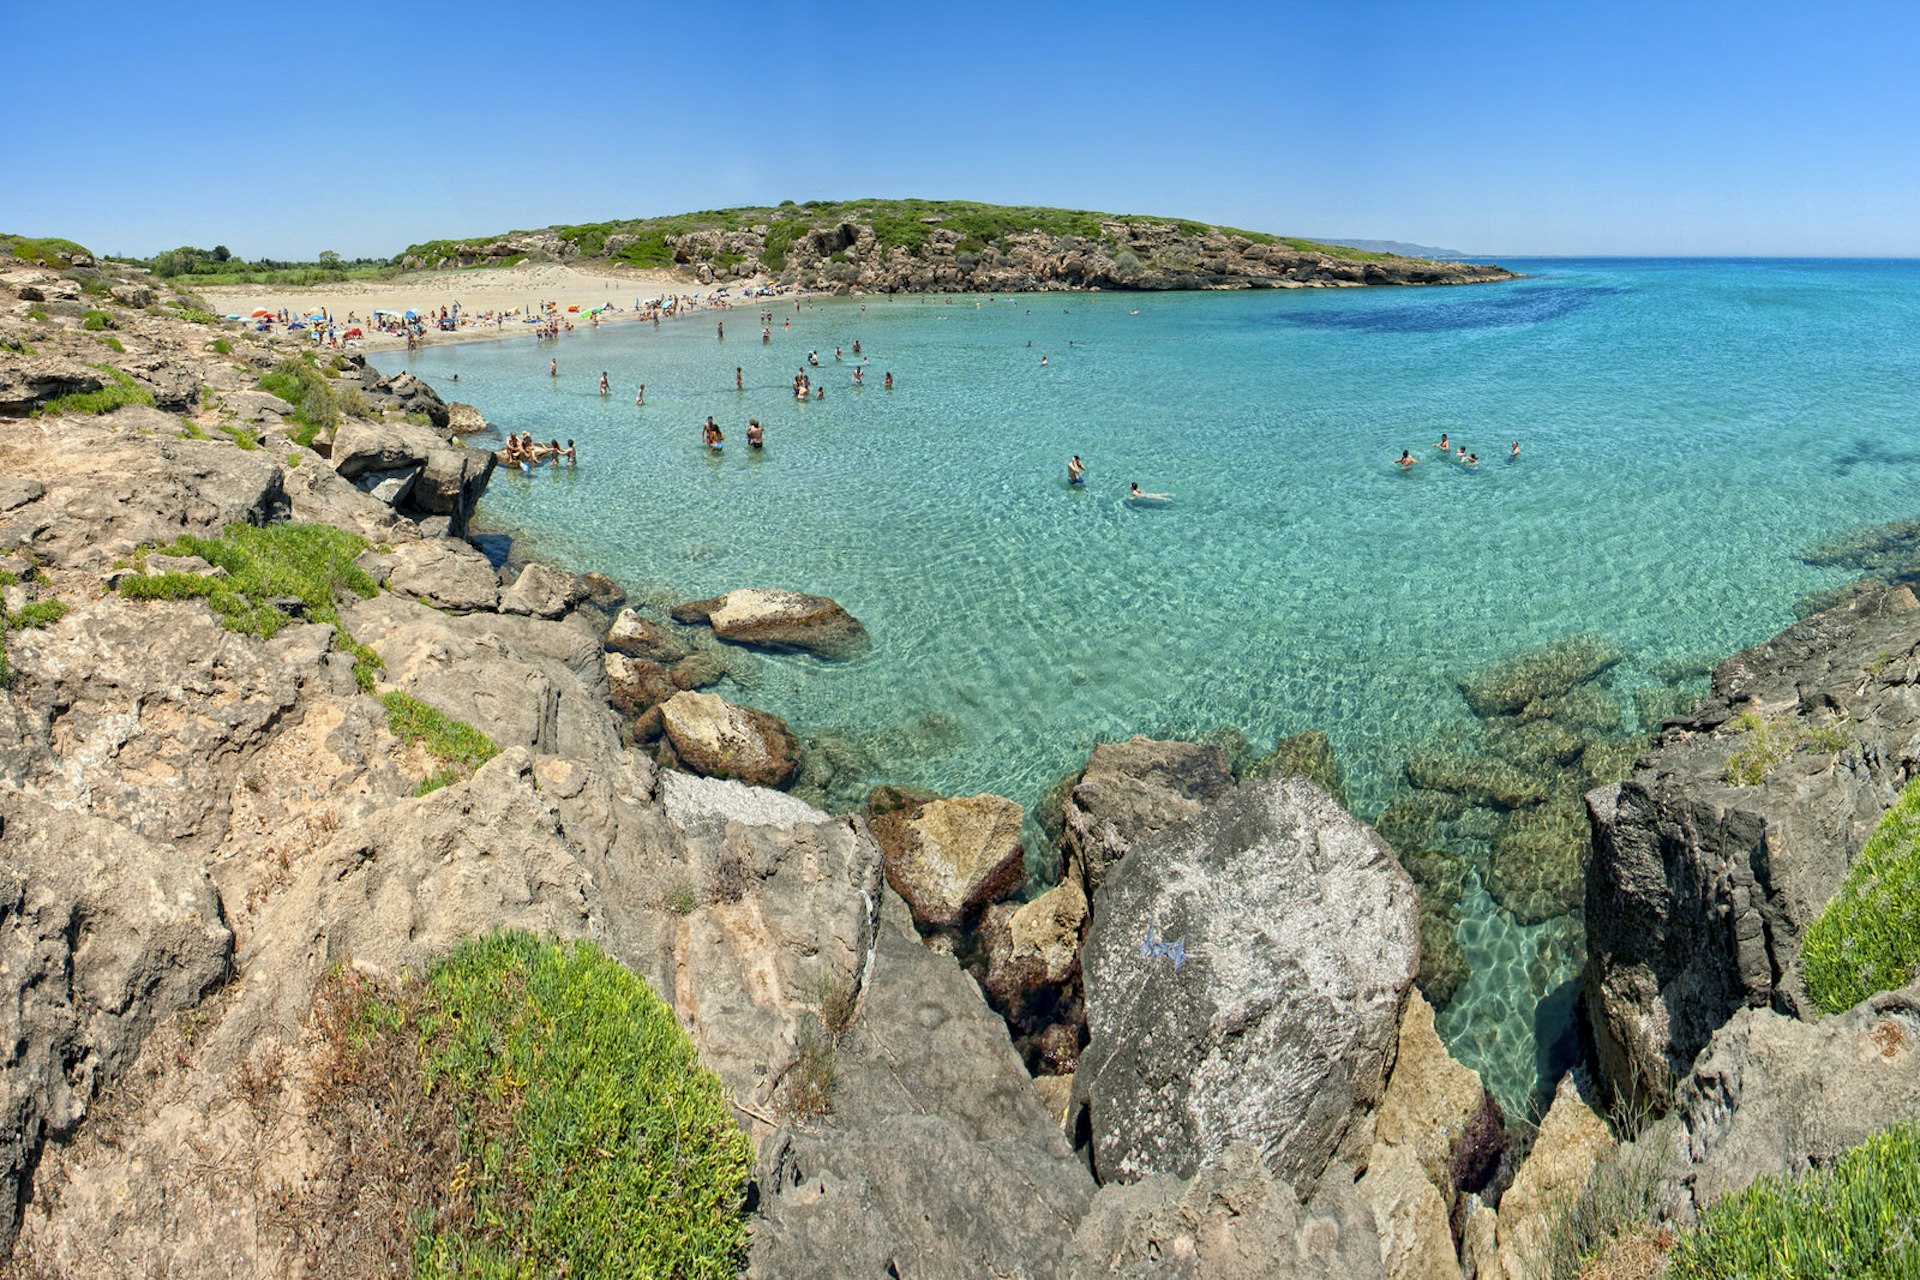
[376,260,1920,1117]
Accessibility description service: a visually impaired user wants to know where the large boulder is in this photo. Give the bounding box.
[871,792,1027,927]
[380,538,500,613]
[368,369,450,429]
[1584,584,1920,1107]
[671,588,866,659]
[499,561,591,620]
[1074,776,1420,1192]
[605,607,691,663]
[659,690,801,789]
[0,357,107,415]
[0,787,232,1253]
[1061,736,1235,894]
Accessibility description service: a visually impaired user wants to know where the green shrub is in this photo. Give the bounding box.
[96,334,125,353]
[1803,774,1920,1012]
[2,235,91,268]
[39,364,155,416]
[210,337,233,355]
[406,933,752,1276]
[81,308,113,331]
[379,691,499,775]
[117,522,375,641]
[216,423,260,451]
[10,599,68,630]
[1668,1120,1920,1277]
[25,303,49,323]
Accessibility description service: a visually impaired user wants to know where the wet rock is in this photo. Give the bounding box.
[1061,736,1234,895]
[605,607,690,663]
[1245,729,1348,807]
[604,652,677,713]
[672,587,867,659]
[669,651,726,690]
[659,690,801,789]
[1458,636,1621,719]
[1585,584,1920,1108]
[1075,777,1419,1191]
[1399,848,1469,1007]
[871,792,1026,927]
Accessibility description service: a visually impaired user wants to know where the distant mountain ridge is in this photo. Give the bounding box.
[397,199,1514,293]
[1314,238,1473,259]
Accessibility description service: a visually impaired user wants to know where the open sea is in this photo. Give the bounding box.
[374,259,1920,1118]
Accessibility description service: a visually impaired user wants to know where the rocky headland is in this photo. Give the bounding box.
[393,199,1516,294]
[2,237,1917,1278]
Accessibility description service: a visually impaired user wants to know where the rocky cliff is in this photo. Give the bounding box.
[399,199,1516,293]
[1584,584,1920,1108]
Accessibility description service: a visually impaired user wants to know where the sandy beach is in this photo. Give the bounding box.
[199,260,770,350]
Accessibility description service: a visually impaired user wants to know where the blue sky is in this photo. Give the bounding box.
[8,0,1918,259]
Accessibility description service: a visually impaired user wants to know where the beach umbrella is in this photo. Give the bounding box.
[404,310,419,320]
[250,309,272,317]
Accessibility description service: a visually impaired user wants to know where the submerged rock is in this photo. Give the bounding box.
[672,587,867,659]
[1074,776,1418,1191]
[659,690,801,789]
[1244,728,1348,807]
[872,792,1026,927]
[604,607,691,663]
[1458,636,1621,719]
[1404,751,1544,810]
[1399,848,1470,1007]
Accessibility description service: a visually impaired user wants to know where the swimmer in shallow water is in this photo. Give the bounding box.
[1398,450,1416,469]
[1511,440,1521,459]
[1068,455,1086,485]
[1128,483,1171,501]
[1435,432,1449,451]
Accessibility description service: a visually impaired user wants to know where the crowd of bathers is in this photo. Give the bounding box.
[1398,434,1520,470]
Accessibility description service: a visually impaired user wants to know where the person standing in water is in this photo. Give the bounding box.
[1398,450,1416,469]
[736,367,744,390]
[717,320,725,339]
[1068,455,1087,485]
[550,358,557,378]
[1510,440,1521,459]
[884,371,893,390]
[598,371,609,396]
[636,384,645,405]
[747,419,764,449]
[1435,432,1449,451]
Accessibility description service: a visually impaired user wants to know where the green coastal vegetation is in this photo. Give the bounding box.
[1665,1120,1920,1277]
[8,200,1410,287]
[400,197,1396,273]
[313,932,751,1278]
[1802,772,1920,1012]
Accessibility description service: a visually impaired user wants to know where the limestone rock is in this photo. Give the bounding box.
[1375,989,1489,1204]
[1075,777,1420,1192]
[109,282,152,307]
[871,792,1027,927]
[499,561,590,619]
[604,651,677,713]
[1356,1143,1459,1280]
[1061,736,1234,894]
[1639,980,1920,1222]
[672,587,866,659]
[746,891,1097,1279]
[0,787,232,1252]
[1585,584,1920,1107]
[1495,1075,1614,1279]
[659,690,801,789]
[1068,1147,1386,1279]
[605,607,690,663]
[381,538,500,612]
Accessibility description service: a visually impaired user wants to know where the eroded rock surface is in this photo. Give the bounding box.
[1061,736,1234,894]
[1585,584,1920,1105]
[1074,776,1419,1192]
[672,587,867,659]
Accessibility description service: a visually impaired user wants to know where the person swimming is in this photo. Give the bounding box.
[1068,455,1086,485]
[1436,432,1449,451]
[1398,450,1416,469]
[1510,440,1521,459]
[1129,483,1171,501]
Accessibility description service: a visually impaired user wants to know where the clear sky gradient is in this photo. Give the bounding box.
[9,0,1919,260]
